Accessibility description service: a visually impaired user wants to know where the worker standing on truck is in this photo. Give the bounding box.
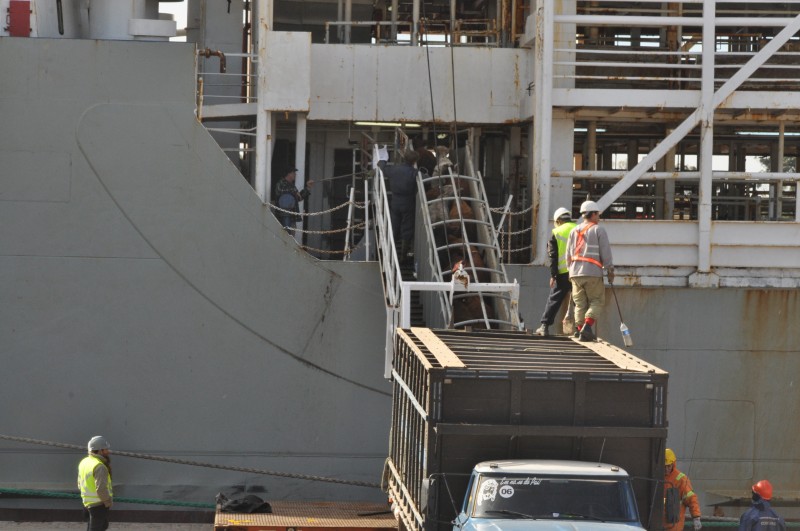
[535,207,577,337]
[566,200,614,342]
[663,448,701,531]
[739,480,786,531]
[78,436,113,531]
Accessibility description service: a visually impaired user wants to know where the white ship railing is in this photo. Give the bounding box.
[529,0,800,287]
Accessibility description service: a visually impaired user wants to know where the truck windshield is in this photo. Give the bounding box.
[471,474,639,523]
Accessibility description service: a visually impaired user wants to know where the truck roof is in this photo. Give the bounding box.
[399,328,665,374]
[472,459,631,477]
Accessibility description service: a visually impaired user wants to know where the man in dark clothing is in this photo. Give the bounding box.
[273,167,314,232]
[379,150,420,259]
[535,207,577,336]
[740,480,786,531]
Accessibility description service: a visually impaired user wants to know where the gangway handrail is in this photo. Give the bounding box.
[464,143,517,324]
[399,281,521,331]
[372,142,522,377]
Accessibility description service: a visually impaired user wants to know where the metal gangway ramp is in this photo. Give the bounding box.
[415,143,520,330]
[370,139,521,378]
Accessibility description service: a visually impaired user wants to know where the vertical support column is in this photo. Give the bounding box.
[531,0,553,264]
[391,0,399,40]
[499,0,507,46]
[412,0,419,45]
[450,0,457,43]
[777,121,785,220]
[602,146,612,171]
[345,0,352,43]
[587,121,597,171]
[254,0,273,204]
[697,0,715,272]
[295,114,308,245]
[469,127,482,174]
[664,129,676,220]
[626,139,638,172]
[294,113,307,244]
[655,140,665,219]
[510,127,521,157]
[337,0,344,42]
[588,1,599,43]
[295,114,308,193]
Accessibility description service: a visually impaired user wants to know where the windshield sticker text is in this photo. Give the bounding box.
[498,485,514,498]
[498,477,542,486]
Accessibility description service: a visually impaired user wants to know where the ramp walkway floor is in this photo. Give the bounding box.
[0,524,208,530]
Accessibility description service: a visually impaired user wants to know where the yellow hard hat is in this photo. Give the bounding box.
[665,448,676,465]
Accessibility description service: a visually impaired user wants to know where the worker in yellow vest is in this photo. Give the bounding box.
[77,435,113,530]
[535,207,578,337]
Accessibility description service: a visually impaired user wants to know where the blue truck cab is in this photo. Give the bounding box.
[454,460,645,531]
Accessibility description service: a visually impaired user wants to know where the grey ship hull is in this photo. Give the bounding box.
[0,37,390,507]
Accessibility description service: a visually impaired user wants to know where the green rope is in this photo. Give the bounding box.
[684,521,800,528]
[0,487,214,509]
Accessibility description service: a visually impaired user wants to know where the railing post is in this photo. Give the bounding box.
[344,186,356,260]
[364,178,370,260]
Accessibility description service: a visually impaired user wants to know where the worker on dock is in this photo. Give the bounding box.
[566,200,614,341]
[535,207,577,337]
[663,448,702,531]
[78,435,113,531]
[739,480,786,531]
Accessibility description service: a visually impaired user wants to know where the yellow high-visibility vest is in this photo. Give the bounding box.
[553,221,577,274]
[77,455,113,507]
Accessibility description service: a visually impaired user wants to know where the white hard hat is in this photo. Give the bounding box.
[87,436,110,451]
[580,200,600,214]
[553,207,571,222]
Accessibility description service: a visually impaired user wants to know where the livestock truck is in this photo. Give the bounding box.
[384,328,668,531]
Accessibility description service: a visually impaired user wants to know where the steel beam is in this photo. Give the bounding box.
[595,10,800,214]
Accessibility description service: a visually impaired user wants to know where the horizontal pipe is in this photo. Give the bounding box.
[553,170,800,181]
[555,15,798,27]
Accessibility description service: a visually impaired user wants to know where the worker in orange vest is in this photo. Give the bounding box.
[565,200,614,341]
[664,448,701,531]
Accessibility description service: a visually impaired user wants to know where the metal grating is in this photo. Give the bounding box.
[406,329,662,373]
[214,500,397,530]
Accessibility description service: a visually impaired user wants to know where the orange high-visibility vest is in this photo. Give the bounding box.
[571,222,603,268]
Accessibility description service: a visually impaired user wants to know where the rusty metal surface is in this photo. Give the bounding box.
[214,501,396,529]
[404,328,663,373]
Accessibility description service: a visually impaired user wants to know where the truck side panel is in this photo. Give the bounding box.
[385,329,668,531]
